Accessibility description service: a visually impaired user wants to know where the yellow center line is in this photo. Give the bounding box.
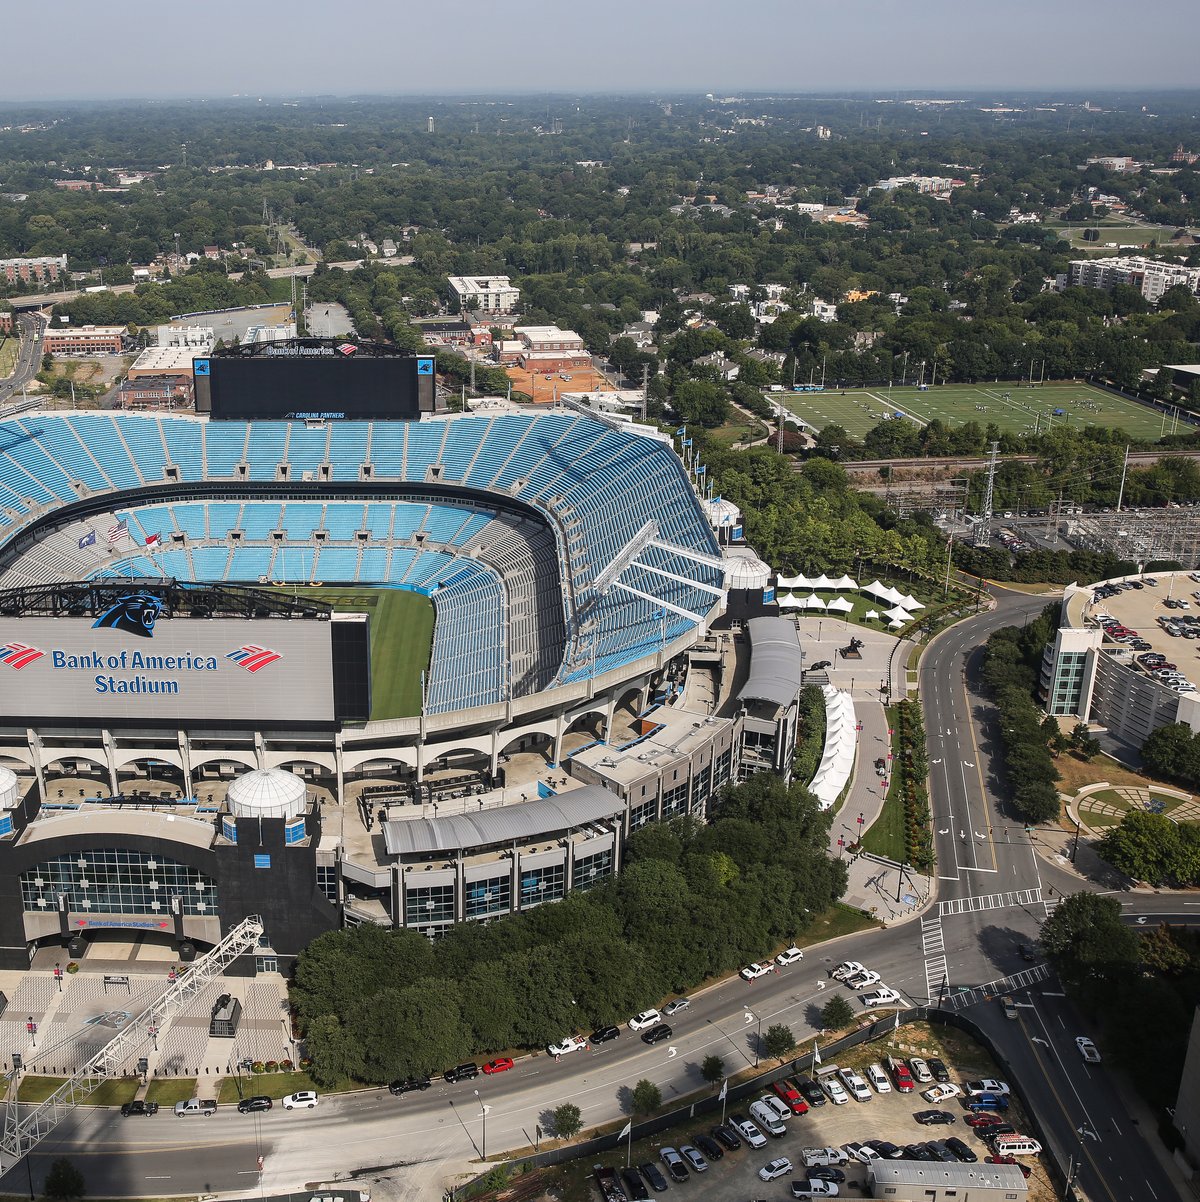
[1015,1012,1120,1202]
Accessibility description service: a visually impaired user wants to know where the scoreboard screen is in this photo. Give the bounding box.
[194,342,437,420]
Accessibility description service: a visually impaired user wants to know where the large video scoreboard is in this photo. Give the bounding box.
[193,340,439,421]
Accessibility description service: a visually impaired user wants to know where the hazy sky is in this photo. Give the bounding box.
[2,0,1194,100]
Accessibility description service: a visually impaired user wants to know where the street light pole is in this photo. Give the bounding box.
[754,1014,763,1068]
[1071,815,1082,863]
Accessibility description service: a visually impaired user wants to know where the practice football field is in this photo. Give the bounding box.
[298,587,434,720]
[781,381,1176,443]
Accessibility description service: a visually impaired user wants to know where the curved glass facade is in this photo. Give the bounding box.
[21,849,217,916]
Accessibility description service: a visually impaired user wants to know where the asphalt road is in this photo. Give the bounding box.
[0,313,45,403]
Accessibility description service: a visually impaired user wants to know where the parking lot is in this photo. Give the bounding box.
[573,1023,1054,1202]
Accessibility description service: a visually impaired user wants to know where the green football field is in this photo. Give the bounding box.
[301,587,434,720]
[781,381,1176,443]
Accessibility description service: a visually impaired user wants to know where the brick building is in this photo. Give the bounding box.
[116,375,194,411]
[1,256,67,286]
[42,324,125,355]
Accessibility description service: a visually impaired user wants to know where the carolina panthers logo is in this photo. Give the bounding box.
[92,593,164,639]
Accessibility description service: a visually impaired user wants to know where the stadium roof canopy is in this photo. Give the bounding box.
[739,616,804,708]
[382,786,626,856]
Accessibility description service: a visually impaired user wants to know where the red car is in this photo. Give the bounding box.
[986,1155,1032,1179]
[966,1113,1004,1128]
[481,1057,514,1074]
[888,1058,914,1092]
[772,1079,809,1116]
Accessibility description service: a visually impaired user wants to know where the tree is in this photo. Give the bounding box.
[552,1102,583,1139]
[1039,892,1140,990]
[763,1023,796,1060]
[631,1078,662,1115]
[819,995,855,1030]
[673,379,729,428]
[700,1053,726,1085]
[1097,811,1183,885]
[44,1159,86,1202]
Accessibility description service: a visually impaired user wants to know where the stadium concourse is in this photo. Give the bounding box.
[0,401,829,970]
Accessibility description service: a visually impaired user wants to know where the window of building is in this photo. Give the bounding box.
[630,796,658,831]
[20,849,217,916]
[407,882,455,926]
[662,780,690,818]
[574,847,613,891]
[316,865,338,905]
[520,862,565,908]
[464,874,510,919]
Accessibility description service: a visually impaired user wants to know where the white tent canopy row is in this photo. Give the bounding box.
[777,572,859,591]
[883,605,914,625]
[863,580,926,610]
[778,593,856,612]
[808,684,857,811]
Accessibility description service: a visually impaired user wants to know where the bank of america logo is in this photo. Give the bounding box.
[226,644,283,673]
[336,342,357,357]
[0,642,44,669]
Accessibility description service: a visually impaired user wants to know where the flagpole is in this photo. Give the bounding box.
[627,1121,632,1168]
[720,1078,728,1125]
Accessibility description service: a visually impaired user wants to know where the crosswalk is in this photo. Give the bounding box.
[943,963,1052,1010]
[920,916,948,1003]
[939,888,1043,916]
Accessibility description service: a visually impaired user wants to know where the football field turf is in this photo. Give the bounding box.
[781,381,1174,443]
[299,586,434,720]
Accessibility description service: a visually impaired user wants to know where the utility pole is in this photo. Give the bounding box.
[974,441,1000,549]
[641,363,649,422]
[1115,445,1130,513]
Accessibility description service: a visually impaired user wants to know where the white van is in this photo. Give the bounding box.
[992,1134,1042,1157]
[748,1099,787,1137]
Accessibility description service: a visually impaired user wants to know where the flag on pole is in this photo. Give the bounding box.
[676,426,686,436]
[894,1010,901,1030]
[619,1120,632,1139]
[107,518,128,544]
[718,1078,728,1102]
[77,529,97,550]
[144,532,161,548]
[813,1041,821,1065]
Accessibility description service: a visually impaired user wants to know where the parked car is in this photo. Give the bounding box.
[859,986,901,1007]
[791,1073,826,1106]
[777,946,805,967]
[758,1093,794,1123]
[985,1154,1032,1178]
[482,1057,515,1073]
[678,1145,708,1173]
[865,1063,891,1093]
[443,1063,479,1084]
[281,1091,319,1110]
[731,1114,768,1148]
[773,1078,810,1115]
[843,969,881,990]
[590,1025,620,1044]
[662,997,690,1016]
[638,1161,669,1192]
[711,1123,742,1150]
[844,1141,881,1165]
[820,1075,849,1105]
[927,1140,958,1162]
[791,1180,839,1198]
[914,1109,956,1125]
[547,1035,587,1057]
[922,1083,961,1103]
[759,1157,794,1181]
[801,1147,850,1167]
[866,1140,905,1159]
[748,1099,788,1137]
[693,1134,724,1161]
[965,1113,1006,1128]
[837,1067,872,1102]
[903,1143,936,1162]
[946,1137,977,1162]
[236,1096,272,1114]
[966,1092,1010,1112]
[121,1100,159,1117]
[808,1166,846,1183]
[740,961,774,981]
[908,1057,933,1083]
[628,1010,661,1031]
[927,1057,950,1082]
[886,1057,915,1092]
[659,1147,689,1183]
[830,961,865,981]
[640,1023,672,1045]
[621,1166,650,1201]
[388,1076,431,1096]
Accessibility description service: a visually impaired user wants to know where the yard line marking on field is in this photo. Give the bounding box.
[938,887,1043,916]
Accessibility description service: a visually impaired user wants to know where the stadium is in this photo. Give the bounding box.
[0,343,800,971]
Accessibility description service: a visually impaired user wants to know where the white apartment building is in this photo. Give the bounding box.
[1067,256,1200,304]
[448,275,520,315]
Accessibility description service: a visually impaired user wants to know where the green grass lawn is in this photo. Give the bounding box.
[781,574,948,634]
[781,380,1170,441]
[0,335,18,381]
[708,416,769,447]
[299,587,434,720]
[145,1077,199,1106]
[17,1076,142,1104]
[216,1068,351,1105]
